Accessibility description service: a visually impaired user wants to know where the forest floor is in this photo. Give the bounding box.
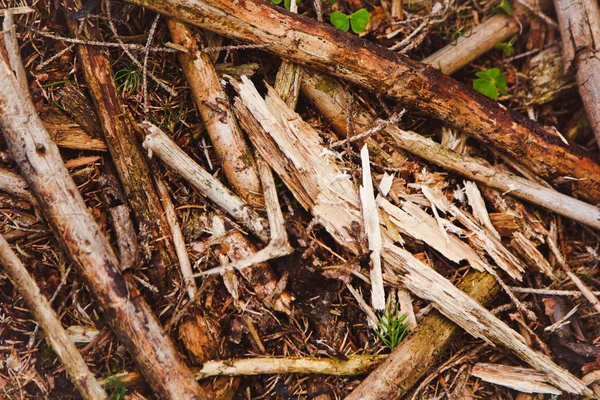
[1,0,600,399]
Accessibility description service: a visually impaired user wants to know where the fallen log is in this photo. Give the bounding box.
[0,33,207,400]
[127,0,600,204]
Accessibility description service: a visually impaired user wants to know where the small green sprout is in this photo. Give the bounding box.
[493,0,513,16]
[271,0,301,10]
[114,63,141,94]
[473,68,508,100]
[494,35,518,57]
[104,374,126,400]
[330,8,370,34]
[373,303,410,350]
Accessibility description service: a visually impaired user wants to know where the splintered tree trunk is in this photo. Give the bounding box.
[0,36,207,400]
[128,0,600,204]
[64,0,177,279]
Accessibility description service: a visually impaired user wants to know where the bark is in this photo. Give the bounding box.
[64,0,177,278]
[166,20,264,207]
[554,0,600,148]
[0,235,108,400]
[126,0,600,203]
[0,37,207,400]
[40,108,108,152]
[525,46,576,105]
[472,363,562,395]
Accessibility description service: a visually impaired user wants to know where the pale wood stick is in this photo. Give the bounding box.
[141,122,269,243]
[154,176,197,298]
[126,0,600,203]
[166,20,263,207]
[98,354,386,388]
[554,0,600,149]
[0,35,207,400]
[472,363,562,395]
[0,235,108,400]
[3,10,28,91]
[273,0,303,109]
[360,145,385,310]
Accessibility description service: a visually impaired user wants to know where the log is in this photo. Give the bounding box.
[554,0,600,149]
[64,0,177,279]
[0,34,207,400]
[126,0,600,203]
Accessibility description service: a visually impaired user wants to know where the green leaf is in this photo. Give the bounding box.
[486,67,501,79]
[493,0,513,16]
[271,0,283,4]
[349,8,370,33]
[494,42,513,57]
[331,11,350,31]
[473,79,499,100]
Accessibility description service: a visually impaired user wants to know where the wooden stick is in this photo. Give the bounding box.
[0,35,207,400]
[141,122,270,243]
[126,0,600,203]
[0,235,108,400]
[423,0,550,75]
[64,0,177,276]
[98,354,386,388]
[166,20,263,207]
[554,0,600,149]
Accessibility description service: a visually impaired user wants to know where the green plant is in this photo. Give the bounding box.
[373,303,410,350]
[494,35,518,57]
[493,0,513,16]
[104,374,126,400]
[330,8,370,34]
[114,63,141,94]
[271,0,301,10]
[473,68,508,100]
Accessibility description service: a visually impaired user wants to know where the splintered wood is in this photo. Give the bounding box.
[230,74,592,396]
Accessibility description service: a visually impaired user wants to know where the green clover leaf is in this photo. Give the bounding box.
[493,0,513,16]
[330,11,350,31]
[349,8,370,33]
[473,68,508,100]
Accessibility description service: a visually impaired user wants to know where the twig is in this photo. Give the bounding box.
[154,176,197,298]
[0,235,107,400]
[546,233,600,315]
[195,158,293,277]
[509,287,600,297]
[141,122,270,242]
[105,0,176,96]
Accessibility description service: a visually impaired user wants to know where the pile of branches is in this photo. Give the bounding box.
[1,0,600,398]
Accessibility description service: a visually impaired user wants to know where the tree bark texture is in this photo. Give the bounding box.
[0,40,207,400]
[64,0,177,278]
[127,0,600,204]
[554,0,600,149]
